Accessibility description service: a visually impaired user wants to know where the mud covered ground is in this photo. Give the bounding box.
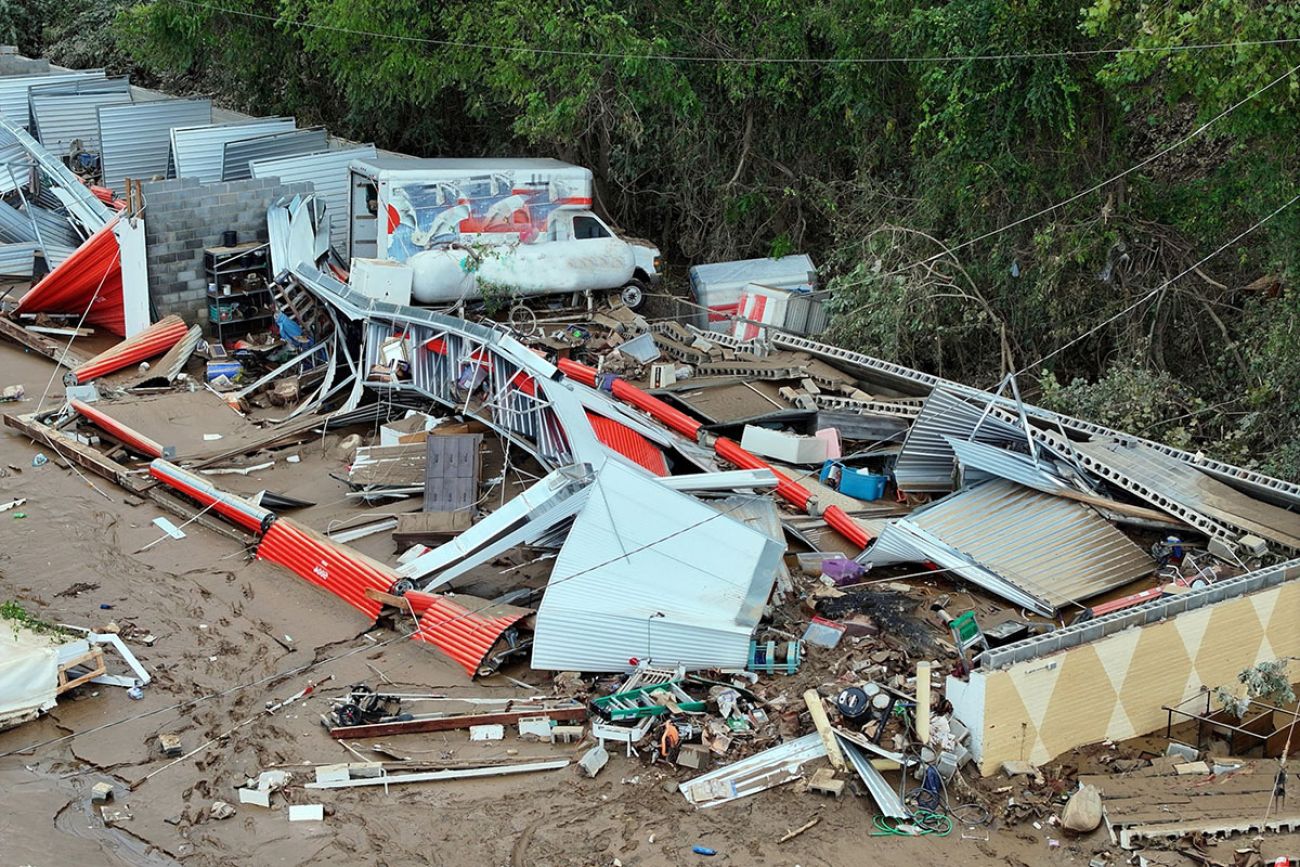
[0,341,1288,867]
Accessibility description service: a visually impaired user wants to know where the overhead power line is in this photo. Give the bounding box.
[839,60,1300,316]
[174,0,1300,66]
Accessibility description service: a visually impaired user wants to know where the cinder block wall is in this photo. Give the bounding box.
[141,175,315,325]
[952,564,1300,774]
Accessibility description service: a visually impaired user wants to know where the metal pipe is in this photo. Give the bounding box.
[555,358,874,550]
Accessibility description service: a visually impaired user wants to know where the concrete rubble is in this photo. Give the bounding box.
[3,46,1300,866]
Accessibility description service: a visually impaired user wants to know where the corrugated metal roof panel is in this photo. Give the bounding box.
[0,131,27,195]
[532,460,782,672]
[23,203,78,247]
[0,70,105,129]
[409,592,529,677]
[148,458,272,533]
[97,98,213,193]
[220,127,328,181]
[874,479,1154,613]
[255,517,393,620]
[170,118,296,183]
[1073,439,1300,549]
[250,145,377,249]
[28,75,131,98]
[0,241,37,276]
[0,201,34,242]
[946,436,1073,493]
[30,90,132,155]
[894,388,1026,493]
[586,411,668,476]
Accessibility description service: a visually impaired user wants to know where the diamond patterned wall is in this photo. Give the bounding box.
[967,578,1300,774]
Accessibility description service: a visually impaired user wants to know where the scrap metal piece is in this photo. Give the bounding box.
[864,479,1155,615]
[398,464,595,589]
[532,460,783,672]
[678,733,826,808]
[893,388,1027,493]
[836,731,910,820]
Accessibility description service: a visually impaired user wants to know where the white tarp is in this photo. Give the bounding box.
[0,628,59,730]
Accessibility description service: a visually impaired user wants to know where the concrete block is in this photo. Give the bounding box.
[551,725,584,744]
[238,787,271,808]
[469,725,504,741]
[808,767,845,798]
[517,717,553,741]
[314,763,351,784]
[740,424,828,464]
[288,804,323,822]
[90,781,114,802]
[676,744,708,770]
[578,745,609,778]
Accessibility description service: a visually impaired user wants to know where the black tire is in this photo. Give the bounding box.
[619,279,647,310]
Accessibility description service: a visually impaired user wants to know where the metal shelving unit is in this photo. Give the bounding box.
[205,242,272,344]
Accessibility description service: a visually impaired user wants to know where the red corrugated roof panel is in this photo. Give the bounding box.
[256,518,395,620]
[586,411,668,477]
[408,591,528,677]
[71,398,164,458]
[68,314,189,384]
[15,218,127,336]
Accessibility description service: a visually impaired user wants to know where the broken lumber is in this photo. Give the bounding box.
[327,704,587,739]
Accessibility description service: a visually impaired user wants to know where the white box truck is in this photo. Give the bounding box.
[347,157,661,309]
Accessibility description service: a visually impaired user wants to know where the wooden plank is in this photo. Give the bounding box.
[804,689,846,772]
[57,648,106,693]
[0,315,91,368]
[328,705,587,739]
[3,412,148,492]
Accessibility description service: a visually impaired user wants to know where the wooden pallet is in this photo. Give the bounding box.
[57,647,107,694]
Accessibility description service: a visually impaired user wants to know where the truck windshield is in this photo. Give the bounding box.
[572,215,611,239]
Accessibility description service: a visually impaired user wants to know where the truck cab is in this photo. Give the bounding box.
[546,208,662,308]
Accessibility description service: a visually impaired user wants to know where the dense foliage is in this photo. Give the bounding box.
[19,0,1300,478]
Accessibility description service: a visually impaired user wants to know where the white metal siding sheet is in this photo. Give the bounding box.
[0,242,37,276]
[30,91,132,156]
[1073,439,1300,549]
[98,98,212,193]
[904,479,1154,609]
[220,127,327,181]
[252,145,376,249]
[170,119,296,183]
[0,201,34,242]
[0,131,26,195]
[0,70,105,129]
[531,460,780,672]
[894,388,1026,493]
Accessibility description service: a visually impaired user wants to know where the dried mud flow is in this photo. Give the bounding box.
[1,341,1294,867]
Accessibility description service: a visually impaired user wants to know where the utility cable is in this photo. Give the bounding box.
[840,61,1300,313]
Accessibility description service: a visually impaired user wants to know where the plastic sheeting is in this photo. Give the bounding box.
[0,629,58,730]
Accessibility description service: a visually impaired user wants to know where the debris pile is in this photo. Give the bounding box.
[2,52,1300,865]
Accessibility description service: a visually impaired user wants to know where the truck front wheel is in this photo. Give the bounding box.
[619,279,647,310]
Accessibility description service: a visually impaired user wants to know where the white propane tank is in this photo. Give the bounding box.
[408,238,636,304]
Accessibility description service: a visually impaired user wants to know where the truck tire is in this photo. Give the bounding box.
[619,279,647,310]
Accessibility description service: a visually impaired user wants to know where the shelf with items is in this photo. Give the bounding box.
[205,241,272,344]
